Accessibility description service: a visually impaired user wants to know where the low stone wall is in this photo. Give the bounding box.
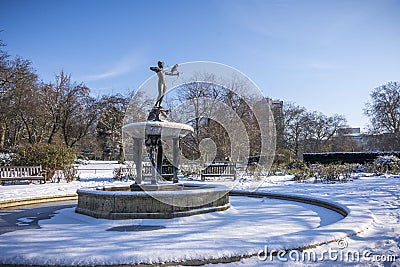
[230,190,348,216]
[0,194,78,209]
[75,184,230,219]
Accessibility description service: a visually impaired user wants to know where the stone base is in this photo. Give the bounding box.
[75,184,230,219]
[147,106,168,121]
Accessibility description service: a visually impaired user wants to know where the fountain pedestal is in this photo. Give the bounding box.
[123,106,194,185]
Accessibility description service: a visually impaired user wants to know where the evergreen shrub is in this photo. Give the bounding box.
[14,144,76,182]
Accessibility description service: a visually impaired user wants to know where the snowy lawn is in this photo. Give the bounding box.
[0,162,399,266]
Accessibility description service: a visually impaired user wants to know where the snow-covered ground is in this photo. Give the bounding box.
[0,162,399,266]
[0,196,344,266]
[0,161,130,201]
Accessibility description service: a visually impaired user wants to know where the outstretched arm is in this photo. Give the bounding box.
[164,64,179,76]
[164,71,179,76]
[150,66,161,72]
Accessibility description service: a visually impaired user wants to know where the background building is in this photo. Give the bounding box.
[267,98,284,150]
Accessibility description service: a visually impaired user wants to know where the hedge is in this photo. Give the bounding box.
[303,152,400,164]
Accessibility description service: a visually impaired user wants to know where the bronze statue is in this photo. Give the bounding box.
[150,61,179,107]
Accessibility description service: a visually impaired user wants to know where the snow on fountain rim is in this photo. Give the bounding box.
[122,121,194,138]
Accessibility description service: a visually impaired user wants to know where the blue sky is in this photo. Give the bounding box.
[1,0,399,130]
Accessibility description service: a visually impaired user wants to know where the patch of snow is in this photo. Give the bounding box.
[15,217,36,226]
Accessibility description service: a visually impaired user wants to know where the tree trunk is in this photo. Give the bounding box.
[0,121,5,149]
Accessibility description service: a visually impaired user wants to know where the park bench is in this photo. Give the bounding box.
[0,166,46,185]
[113,166,136,180]
[201,162,237,181]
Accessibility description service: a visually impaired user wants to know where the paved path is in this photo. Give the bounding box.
[0,201,76,235]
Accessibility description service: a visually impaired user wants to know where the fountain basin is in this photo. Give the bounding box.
[122,121,194,138]
[75,184,230,219]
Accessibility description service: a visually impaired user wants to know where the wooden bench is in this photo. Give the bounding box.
[142,165,175,181]
[113,167,135,180]
[201,162,237,181]
[0,166,46,184]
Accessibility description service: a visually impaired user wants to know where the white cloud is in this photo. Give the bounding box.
[307,61,334,70]
[83,50,146,82]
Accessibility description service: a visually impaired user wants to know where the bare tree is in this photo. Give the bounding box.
[305,112,347,152]
[0,41,10,148]
[172,78,224,160]
[168,73,263,163]
[40,73,70,144]
[61,87,99,147]
[283,103,309,158]
[284,103,347,157]
[123,90,152,124]
[97,94,129,160]
[0,42,118,156]
[41,71,100,148]
[0,55,48,146]
[364,81,400,149]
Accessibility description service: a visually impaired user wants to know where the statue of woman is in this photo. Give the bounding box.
[150,61,179,107]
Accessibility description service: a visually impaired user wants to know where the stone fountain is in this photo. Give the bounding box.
[75,61,230,219]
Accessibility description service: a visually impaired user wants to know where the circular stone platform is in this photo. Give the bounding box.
[75,184,230,219]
